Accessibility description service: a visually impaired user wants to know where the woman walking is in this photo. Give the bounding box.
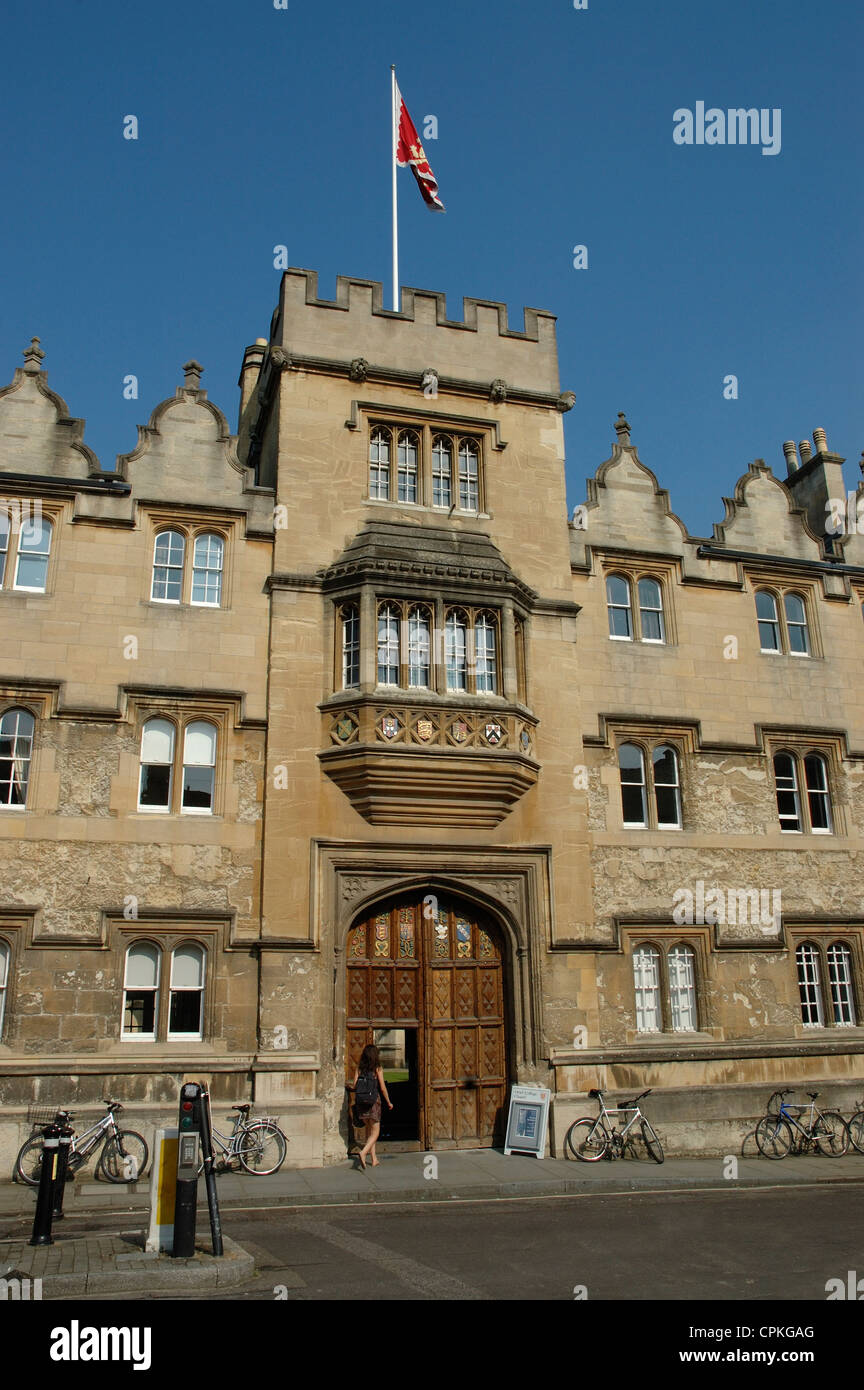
[351,1043,393,1169]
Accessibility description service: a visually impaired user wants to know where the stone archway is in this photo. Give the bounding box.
[345,892,508,1149]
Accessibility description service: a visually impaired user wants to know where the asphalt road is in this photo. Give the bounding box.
[14,1182,860,1303]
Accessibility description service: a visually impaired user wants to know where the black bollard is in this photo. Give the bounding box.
[29,1123,60,1246]
[52,1116,74,1220]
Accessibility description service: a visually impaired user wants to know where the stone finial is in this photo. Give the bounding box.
[183,360,204,390]
[254,337,268,347]
[799,439,812,463]
[489,378,507,404]
[22,337,45,373]
[813,427,828,454]
[782,440,799,473]
[556,390,576,413]
[348,357,369,382]
[614,412,631,445]
[270,347,291,370]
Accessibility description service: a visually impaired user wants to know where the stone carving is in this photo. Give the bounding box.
[348,357,369,382]
[270,347,292,370]
[556,390,576,413]
[489,378,508,404]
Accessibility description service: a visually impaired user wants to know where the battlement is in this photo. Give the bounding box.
[271,268,562,397]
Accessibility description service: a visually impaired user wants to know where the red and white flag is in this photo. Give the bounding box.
[395,82,445,212]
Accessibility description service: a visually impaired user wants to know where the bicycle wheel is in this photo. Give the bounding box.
[14,1136,87,1185]
[847,1111,864,1155]
[237,1123,287,1175]
[813,1112,849,1157]
[755,1114,792,1158]
[564,1117,608,1161]
[641,1120,664,1164]
[98,1130,149,1183]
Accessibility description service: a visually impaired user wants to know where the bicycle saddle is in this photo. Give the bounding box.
[231,1103,251,1113]
[807,1092,819,1100]
[588,1088,602,1099]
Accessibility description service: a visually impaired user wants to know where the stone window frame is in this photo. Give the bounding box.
[614,736,685,830]
[750,579,819,659]
[118,930,212,1044]
[0,917,27,1045]
[373,597,501,697]
[766,734,843,837]
[366,418,487,516]
[143,509,234,611]
[603,564,674,646]
[0,689,52,815]
[127,697,234,820]
[621,926,713,1039]
[787,927,864,1033]
[0,499,62,597]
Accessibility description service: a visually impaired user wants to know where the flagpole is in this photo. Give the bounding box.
[391,64,399,312]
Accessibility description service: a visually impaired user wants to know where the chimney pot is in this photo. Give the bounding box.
[813,427,827,453]
[782,440,799,473]
[799,439,812,463]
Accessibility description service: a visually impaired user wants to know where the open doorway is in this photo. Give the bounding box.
[375,1027,419,1142]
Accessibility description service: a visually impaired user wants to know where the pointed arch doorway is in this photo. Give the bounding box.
[345,894,508,1149]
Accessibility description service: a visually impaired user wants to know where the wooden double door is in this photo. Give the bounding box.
[345,895,508,1149]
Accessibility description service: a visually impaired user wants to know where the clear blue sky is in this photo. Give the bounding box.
[1,0,860,536]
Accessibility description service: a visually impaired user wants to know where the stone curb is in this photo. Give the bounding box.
[0,1236,254,1299]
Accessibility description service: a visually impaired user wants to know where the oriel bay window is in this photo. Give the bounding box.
[122,940,206,1040]
[368,423,485,513]
[138,717,218,814]
[370,601,499,695]
[618,741,682,828]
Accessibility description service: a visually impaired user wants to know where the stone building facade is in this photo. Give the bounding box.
[0,270,862,1166]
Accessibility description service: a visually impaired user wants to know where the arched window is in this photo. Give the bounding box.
[407,606,431,688]
[138,718,175,811]
[341,604,360,688]
[122,942,160,1038]
[432,436,452,508]
[397,432,419,504]
[168,943,205,1039]
[796,943,824,1026]
[0,511,8,587]
[377,604,400,685]
[0,707,35,808]
[182,721,217,814]
[668,945,697,1030]
[151,530,185,603]
[756,590,781,652]
[804,754,832,833]
[784,593,810,655]
[474,611,498,694]
[618,743,647,825]
[638,577,665,643]
[773,752,801,832]
[369,428,391,500]
[652,745,681,827]
[15,516,52,592]
[191,533,224,607]
[458,440,479,511]
[827,942,856,1026]
[606,575,633,640]
[0,939,9,1040]
[633,945,661,1032]
[445,609,468,691]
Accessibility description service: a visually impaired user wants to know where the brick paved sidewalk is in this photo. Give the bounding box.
[0,1230,253,1298]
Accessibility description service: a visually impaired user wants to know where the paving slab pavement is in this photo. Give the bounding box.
[0,1232,254,1298]
[3,1146,864,1221]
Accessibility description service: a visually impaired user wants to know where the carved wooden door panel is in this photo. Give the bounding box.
[345,896,507,1150]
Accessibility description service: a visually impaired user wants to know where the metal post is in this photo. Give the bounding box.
[29,1124,60,1246]
[197,1087,224,1257]
[173,1082,201,1258]
[51,1114,74,1220]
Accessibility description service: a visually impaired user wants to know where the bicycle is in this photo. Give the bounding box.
[844,1099,864,1155]
[564,1087,664,1164]
[14,1099,149,1185]
[202,1103,288,1176]
[755,1089,848,1158]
